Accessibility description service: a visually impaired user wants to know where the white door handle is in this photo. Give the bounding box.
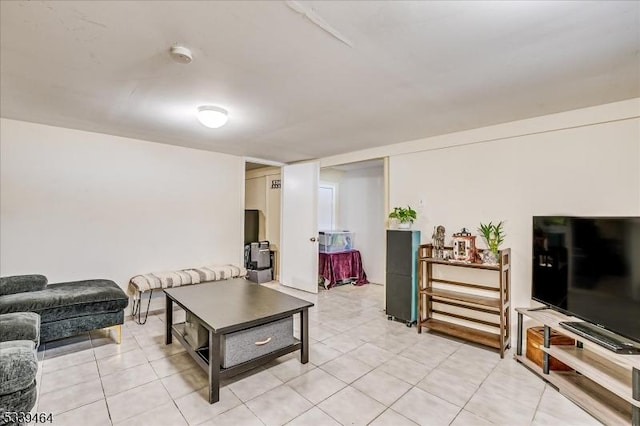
[255,337,272,346]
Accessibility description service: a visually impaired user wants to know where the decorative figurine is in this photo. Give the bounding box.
[452,228,477,262]
[432,225,446,259]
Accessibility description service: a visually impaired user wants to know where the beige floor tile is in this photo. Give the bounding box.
[286,407,340,426]
[378,355,433,385]
[535,386,601,425]
[400,343,451,369]
[348,342,395,367]
[37,378,104,416]
[464,386,537,425]
[288,368,347,405]
[141,340,186,361]
[42,348,95,372]
[320,353,373,383]
[48,399,111,426]
[101,362,158,396]
[175,387,242,426]
[352,369,412,406]
[161,367,209,400]
[197,404,264,426]
[150,351,199,378]
[266,356,316,383]
[318,386,385,426]
[369,408,419,426]
[113,401,188,426]
[45,334,93,357]
[322,333,366,354]
[226,368,283,402]
[450,410,494,426]
[92,336,141,360]
[391,387,461,426]
[106,380,172,423]
[246,385,313,426]
[40,360,99,395]
[97,348,149,376]
[416,366,479,407]
[308,342,342,365]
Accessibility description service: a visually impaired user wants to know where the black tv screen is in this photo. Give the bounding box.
[532,216,640,342]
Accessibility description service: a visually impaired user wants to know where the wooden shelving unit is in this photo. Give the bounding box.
[417,244,511,358]
[515,307,640,426]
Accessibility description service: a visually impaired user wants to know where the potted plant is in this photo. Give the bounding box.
[389,206,417,230]
[478,221,506,264]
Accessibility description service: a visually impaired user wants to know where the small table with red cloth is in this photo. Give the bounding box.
[318,249,368,289]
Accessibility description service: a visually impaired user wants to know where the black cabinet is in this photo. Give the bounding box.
[385,230,420,326]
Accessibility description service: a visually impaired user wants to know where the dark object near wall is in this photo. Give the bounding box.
[245,210,259,245]
[385,230,420,327]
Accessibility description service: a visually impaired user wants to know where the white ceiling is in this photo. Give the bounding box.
[1,1,638,163]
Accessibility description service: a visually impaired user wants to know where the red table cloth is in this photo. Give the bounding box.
[319,249,369,289]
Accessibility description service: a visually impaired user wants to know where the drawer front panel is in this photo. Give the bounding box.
[221,317,294,368]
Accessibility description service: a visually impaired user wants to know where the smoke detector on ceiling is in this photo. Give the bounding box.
[169,46,193,64]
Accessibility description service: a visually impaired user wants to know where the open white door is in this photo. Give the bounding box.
[280,162,319,293]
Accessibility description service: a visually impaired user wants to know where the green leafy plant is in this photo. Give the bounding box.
[388,206,417,224]
[478,221,506,256]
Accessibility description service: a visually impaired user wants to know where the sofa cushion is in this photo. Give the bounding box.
[0,280,128,323]
[0,340,37,396]
[0,313,40,346]
[0,275,47,297]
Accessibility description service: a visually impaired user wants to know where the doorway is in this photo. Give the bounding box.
[319,159,386,287]
[244,160,283,281]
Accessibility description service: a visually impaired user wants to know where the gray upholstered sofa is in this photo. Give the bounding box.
[0,275,128,343]
[0,312,40,425]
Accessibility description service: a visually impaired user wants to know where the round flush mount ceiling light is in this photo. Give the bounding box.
[197,106,229,129]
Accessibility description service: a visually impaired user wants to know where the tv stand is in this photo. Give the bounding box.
[515,307,640,426]
[559,321,640,354]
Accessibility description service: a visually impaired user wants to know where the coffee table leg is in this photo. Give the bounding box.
[301,308,309,364]
[208,330,221,404]
[165,295,173,345]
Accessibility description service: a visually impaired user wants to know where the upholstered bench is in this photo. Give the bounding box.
[128,264,246,324]
[0,275,128,343]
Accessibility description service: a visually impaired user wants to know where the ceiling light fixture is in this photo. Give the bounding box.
[197,106,228,129]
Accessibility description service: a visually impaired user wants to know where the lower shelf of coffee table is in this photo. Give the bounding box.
[171,323,301,379]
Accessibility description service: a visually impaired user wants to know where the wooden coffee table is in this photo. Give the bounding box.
[164,279,313,403]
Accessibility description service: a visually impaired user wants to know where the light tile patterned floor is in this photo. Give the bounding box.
[34,282,602,426]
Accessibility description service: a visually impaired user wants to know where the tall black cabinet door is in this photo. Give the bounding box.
[386,231,413,275]
[386,273,412,321]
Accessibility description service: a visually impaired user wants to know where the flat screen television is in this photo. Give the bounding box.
[532,216,640,343]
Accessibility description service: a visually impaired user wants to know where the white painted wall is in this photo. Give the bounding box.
[0,118,244,290]
[338,166,385,284]
[390,118,640,313]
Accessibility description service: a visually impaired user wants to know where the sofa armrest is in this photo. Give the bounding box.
[0,313,40,347]
[0,275,47,297]
[0,340,38,396]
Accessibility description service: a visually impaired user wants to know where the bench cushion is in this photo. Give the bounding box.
[0,280,128,323]
[128,264,246,295]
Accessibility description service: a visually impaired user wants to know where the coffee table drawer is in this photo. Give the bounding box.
[221,317,294,368]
